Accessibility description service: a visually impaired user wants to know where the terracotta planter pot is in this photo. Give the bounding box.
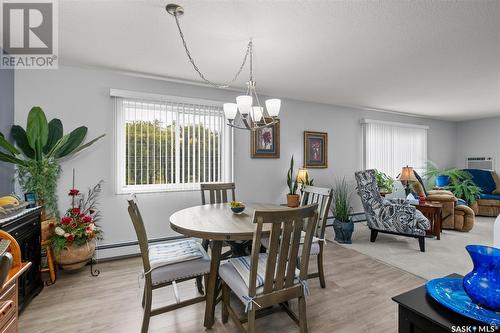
[56,240,96,271]
[41,218,55,241]
[287,194,300,208]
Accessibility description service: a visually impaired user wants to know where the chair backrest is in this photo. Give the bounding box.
[200,183,236,204]
[300,185,333,239]
[354,170,383,229]
[127,195,151,274]
[248,204,319,297]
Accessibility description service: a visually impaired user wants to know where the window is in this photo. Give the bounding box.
[361,119,428,178]
[113,90,232,193]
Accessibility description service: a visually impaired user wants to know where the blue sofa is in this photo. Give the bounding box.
[465,169,500,217]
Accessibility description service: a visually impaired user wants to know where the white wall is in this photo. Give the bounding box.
[455,117,500,172]
[0,64,15,194]
[15,65,457,257]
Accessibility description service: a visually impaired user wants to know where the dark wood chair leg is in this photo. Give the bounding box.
[248,308,256,333]
[298,295,308,333]
[221,281,229,323]
[204,240,223,329]
[370,229,378,242]
[141,284,152,333]
[418,236,425,252]
[195,276,204,294]
[317,242,326,288]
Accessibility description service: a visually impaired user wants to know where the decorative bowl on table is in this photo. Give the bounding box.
[229,201,245,214]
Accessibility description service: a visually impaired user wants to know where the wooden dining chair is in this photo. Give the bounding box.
[219,204,319,333]
[127,195,211,333]
[299,185,333,288]
[200,183,236,205]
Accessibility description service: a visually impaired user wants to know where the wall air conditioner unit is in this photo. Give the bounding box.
[466,157,494,171]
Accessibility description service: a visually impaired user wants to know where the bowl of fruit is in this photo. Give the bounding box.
[229,201,245,214]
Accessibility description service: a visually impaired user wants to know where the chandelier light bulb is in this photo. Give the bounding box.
[265,99,281,117]
[236,95,253,115]
[223,103,238,120]
[251,106,263,122]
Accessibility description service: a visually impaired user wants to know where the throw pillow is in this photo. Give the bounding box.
[493,171,500,195]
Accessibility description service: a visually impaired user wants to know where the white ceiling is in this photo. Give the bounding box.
[59,0,500,121]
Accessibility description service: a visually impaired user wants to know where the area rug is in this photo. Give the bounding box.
[328,216,495,280]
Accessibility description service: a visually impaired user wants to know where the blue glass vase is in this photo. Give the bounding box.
[463,245,500,311]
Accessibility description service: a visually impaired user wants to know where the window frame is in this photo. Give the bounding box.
[361,118,429,178]
[112,89,233,194]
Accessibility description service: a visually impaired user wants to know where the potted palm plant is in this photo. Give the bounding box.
[0,106,104,238]
[286,155,300,207]
[332,177,354,244]
[424,164,471,188]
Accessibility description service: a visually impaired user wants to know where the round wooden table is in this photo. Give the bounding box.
[170,202,286,328]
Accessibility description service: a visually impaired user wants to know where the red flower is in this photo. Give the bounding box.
[71,222,78,228]
[83,216,93,223]
[71,207,81,215]
[60,216,72,225]
[68,188,80,196]
[48,222,54,228]
[79,214,85,218]
[66,234,75,241]
[85,226,92,232]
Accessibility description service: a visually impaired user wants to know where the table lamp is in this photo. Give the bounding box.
[399,166,417,196]
[296,168,309,184]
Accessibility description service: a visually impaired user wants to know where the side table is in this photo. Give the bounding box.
[415,202,443,240]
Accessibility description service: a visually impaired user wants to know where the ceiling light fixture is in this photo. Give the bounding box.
[166,4,281,131]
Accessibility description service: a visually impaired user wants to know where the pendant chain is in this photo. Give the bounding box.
[173,13,253,89]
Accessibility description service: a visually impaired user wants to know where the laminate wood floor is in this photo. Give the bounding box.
[19,242,424,333]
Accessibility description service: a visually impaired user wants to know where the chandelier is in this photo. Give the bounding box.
[166,4,281,131]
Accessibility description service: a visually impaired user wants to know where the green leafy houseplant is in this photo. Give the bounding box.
[286,155,300,207]
[445,180,482,205]
[287,155,298,195]
[375,170,395,193]
[332,177,354,244]
[423,163,472,187]
[0,106,105,218]
[332,177,352,223]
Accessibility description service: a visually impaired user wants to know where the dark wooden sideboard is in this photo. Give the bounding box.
[0,207,43,312]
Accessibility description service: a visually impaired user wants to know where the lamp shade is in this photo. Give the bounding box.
[251,106,263,122]
[399,166,417,182]
[236,95,252,115]
[265,99,281,117]
[223,103,238,120]
[296,168,309,184]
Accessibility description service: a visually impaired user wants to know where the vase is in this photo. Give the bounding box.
[55,240,96,271]
[435,175,450,187]
[333,218,354,244]
[287,194,300,208]
[463,245,500,311]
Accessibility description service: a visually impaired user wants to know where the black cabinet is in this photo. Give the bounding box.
[0,207,43,312]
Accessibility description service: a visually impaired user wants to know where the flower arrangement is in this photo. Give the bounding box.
[50,180,103,252]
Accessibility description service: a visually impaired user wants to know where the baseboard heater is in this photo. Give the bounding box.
[96,235,187,261]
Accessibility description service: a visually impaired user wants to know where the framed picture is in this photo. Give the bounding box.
[251,119,280,158]
[304,131,328,168]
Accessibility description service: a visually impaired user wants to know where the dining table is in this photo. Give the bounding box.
[169,202,288,329]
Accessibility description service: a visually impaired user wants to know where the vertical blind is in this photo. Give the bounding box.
[362,120,428,178]
[115,96,228,192]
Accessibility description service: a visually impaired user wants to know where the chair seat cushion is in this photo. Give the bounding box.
[149,239,205,269]
[149,240,210,286]
[220,255,299,305]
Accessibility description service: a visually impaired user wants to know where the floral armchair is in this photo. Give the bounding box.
[355,169,430,252]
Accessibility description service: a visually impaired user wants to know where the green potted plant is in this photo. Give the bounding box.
[423,164,471,188]
[0,106,105,221]
[286,155,300,207]
[375,170,395,195]
[445,179,482,206]
[332,177,354,244]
